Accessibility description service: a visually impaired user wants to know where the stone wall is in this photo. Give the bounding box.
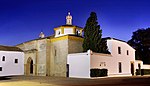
[16,35,83,77]
[17,39,48,76]
[68,37,83,54]
[37,39,47,76]
[49,35,83,77]
[50,39,68,77]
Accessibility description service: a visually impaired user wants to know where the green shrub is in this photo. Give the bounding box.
[136,69,141,75]
[90,68,108,77]
[141,69,150,75]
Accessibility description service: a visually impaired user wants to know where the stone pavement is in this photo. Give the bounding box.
[0,76,150,86]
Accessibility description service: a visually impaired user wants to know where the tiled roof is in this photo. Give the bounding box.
[102,37,126,43]
[0,45,23,52]
[16,34,55,46]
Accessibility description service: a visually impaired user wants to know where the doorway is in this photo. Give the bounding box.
[30,60,33,74]
[66,64,69,77]
[131,62,134,76]
[27,57,34,75]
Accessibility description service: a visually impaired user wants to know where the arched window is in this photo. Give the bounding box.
[76,30,80,36]
[2,56,5,61]
[58,31,60,35]
[27,57,33,74]
[15,59,18,63]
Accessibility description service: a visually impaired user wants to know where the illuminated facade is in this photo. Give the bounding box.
[16,12,83,77]
[67,38,150,78]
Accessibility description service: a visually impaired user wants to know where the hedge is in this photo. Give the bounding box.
[136,69,150,75]
[90,68,108,77]
[141,69,150,75]
[136,69,141,75]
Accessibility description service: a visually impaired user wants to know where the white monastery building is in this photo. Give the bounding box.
[67,38,150,78]
[0,45,24,76]
[14,12,150,77]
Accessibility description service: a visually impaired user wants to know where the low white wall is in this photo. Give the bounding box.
[67,53,90,78]
[0,51,24,76]
[134,60,150,69]
[135,60,143,70]
[91,53,132,76]
[142,65,150,69]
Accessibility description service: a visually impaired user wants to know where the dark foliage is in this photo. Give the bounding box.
[101,38,111,54]
[136,69,141,75]
[128,28,150,64]
[141,69,150,75]
[136,69,150,75]
[83,12,110,53]
[90,68,108,77]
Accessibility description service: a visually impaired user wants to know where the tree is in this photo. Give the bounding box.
[128,28,150,64]
[83,12,110,53]
[100,38,111,54]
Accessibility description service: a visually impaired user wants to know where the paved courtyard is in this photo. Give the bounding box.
[0,76,150,86]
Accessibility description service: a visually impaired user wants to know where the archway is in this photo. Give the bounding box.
[27,57,33,75]
[30,60,33,74]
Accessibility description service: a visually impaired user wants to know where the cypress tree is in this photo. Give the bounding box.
[83,12,102,52]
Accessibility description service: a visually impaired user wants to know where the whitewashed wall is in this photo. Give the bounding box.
[67,52,90,78]
[106,39,135,76]
[135,60,143,70]
[142,65,150,69]
[90,54,115,75]
[0,51,24,76]
[64,28,73,35]
[107,39,135,61]
[67,38,136,78]
[91,53,132,76]
[135,60,150,69]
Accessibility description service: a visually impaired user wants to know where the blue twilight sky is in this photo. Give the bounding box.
[0,0,150,46]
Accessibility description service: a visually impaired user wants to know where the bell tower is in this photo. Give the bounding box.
[66,12,72,25]
[39,31,45,38]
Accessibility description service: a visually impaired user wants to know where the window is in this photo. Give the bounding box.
[119,62,122,73]
[76,30,80,36]
[56,31,60,35]
[58,31,60,35]
[55,49,57,56]
[76,31,79,36]
[118,47,121,54]
[54,46,57,56]
[2,56,5,61]
[127,50,129,55]
[15,59,18,63]
[0,67,2,71]
[104,63,106,66]
[69,20,70,24]
[100,62,106,67]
